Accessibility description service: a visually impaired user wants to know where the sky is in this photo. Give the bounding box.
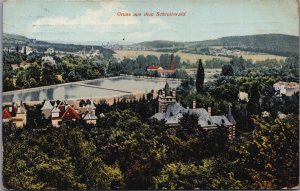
[3,0,299,44]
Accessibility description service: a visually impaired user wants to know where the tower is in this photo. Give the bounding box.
[169,54,174,70]
[158,81,176,112]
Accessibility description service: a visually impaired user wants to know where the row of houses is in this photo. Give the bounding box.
[2,99,102,128]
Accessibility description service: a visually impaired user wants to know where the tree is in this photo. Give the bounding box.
[247,82,260,115]
[221,64,234,76]
[153,160,244,190]
[196,59,205,93]
[237,116,299,189]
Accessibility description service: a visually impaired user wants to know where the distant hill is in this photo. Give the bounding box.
[135,34,299,56]
[3,33,115,55]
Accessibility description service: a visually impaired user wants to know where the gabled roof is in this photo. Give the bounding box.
[83,112,98,120]
[61,106,81,120]
[3,108,12,119]
[41,100,54,110]
[151,103,234,127]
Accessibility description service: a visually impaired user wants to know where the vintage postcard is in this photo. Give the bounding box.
[1,0,299,190]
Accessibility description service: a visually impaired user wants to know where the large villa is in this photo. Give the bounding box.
[151,81,236,140]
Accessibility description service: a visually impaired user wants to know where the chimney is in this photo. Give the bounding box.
[208,107,211,116]
[192,100,196,109]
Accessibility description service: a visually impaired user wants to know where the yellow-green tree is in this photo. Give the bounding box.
[238,115,299,189]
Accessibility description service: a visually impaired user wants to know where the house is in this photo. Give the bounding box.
[151,82,236,140]
[147,65,163,72]
[51,105,81,127]
[42,56,56,65]
[146,54,175,77]
[3,102,27,128]
[21,46,34,55]
[238,91,249,102]
[273,81,299,96]
[157,69,175,77]
[41,99,98,127]
[45,48,55,54]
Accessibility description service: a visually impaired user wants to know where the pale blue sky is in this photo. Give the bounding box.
[3,0,299,44]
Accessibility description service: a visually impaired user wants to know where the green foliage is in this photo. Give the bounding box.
[221,64,234,76]
[196,59,205,93]
[237,116,299,189]
[154,159,244,190]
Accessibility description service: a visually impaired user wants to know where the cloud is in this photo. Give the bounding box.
[147,17,170,29]
[32,1,140,32]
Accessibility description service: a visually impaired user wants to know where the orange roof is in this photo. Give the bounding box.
[157,69,175,73]
[3,108,12,119]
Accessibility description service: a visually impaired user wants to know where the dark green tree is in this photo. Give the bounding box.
[221,64,234,76]
[196,59,205,93]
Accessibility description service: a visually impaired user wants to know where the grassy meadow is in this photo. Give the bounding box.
[114,50,287,64]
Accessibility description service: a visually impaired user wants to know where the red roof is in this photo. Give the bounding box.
[147,65,161,69]
[3,108,12,119]
[61,106,81,120]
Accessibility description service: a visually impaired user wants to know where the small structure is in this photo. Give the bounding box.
[273,81,299,96]
[3,102,27,128]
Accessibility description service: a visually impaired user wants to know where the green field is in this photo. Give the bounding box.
[114,50,286,64]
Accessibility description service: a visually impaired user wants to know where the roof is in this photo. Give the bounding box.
[3,108,12,119]
[274,81,299,87]
[52,107,60,113]
[157,69,175,73]
[151,103,233,128]
[41,100,54,110]
[147,65,161,69]
[61,106,81,120]
[83,111,98,120]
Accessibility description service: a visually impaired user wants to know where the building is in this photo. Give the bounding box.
[151,82,236,140]
[147,65,163,72]
[42,56,56,65]
[238,91,249,102]
[158,81,177,113]
[41,99,98,127]
[45,48,55,54]
[273,81,299,96]
[3,102,27,128]
[146,54,175,77]
[21,46,34,55]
